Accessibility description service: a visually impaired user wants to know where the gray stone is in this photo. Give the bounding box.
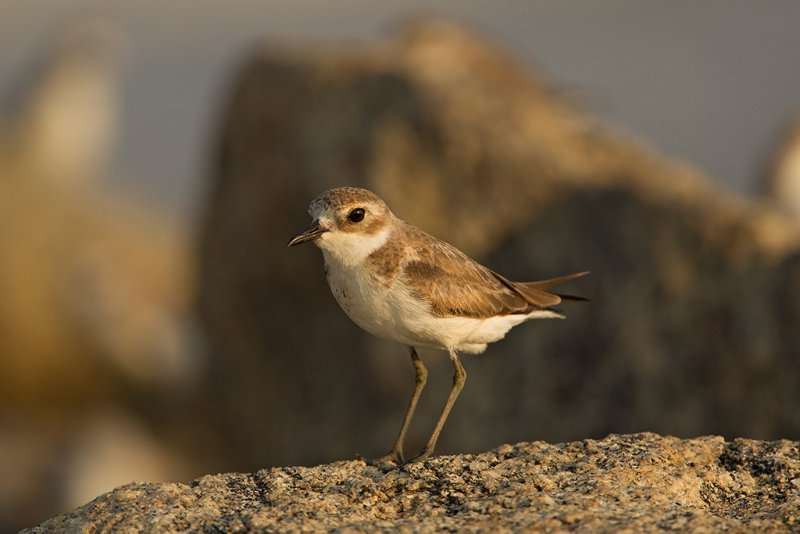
[22,434,800,533]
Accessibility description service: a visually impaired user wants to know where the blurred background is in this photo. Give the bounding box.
[3,1,800,531]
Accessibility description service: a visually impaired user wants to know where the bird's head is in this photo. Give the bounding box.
[288,187,394,266]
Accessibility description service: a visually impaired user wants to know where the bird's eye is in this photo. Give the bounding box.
[348,208,365,223]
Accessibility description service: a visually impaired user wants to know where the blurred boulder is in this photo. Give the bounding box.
[0,161,200,532]
[0,153,197,411]
[58,408,189,511]
[0,17,125,188]
[199,19,800,470]
[0,145,199,533]
[761,118,800,216]
[0,19,200,532]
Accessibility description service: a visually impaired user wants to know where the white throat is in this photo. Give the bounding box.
[316,225,391,268]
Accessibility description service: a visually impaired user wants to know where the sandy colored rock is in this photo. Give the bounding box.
[762,119,800,216]
[0,20,199,531]
[22,434,800,533]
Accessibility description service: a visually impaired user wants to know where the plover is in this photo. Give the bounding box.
[288,187,586,464]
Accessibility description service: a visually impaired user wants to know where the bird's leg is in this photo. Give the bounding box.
[367,347,427,465]
[404,349,465,465]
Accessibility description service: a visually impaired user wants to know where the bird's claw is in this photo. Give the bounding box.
[399,446,432,467]
[359,450,404,467]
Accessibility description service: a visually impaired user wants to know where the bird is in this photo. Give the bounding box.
[288,186,587,465]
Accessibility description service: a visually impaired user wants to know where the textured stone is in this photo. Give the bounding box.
[23,434,800,533]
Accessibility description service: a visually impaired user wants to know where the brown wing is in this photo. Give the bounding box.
[392,222,583,318]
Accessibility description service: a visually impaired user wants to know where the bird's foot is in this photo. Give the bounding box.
[359,449,404,467]
[400,446,433,467]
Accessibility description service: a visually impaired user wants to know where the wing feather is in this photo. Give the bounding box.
[380,222,585,319]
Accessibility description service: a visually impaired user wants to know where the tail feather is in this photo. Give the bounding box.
[491,270,589,309]
[524,271,590,305]
[553,292,589,302]
[524,271,590,291]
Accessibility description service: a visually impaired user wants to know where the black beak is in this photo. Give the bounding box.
[287,219,328,246]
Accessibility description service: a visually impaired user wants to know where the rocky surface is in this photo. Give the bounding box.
[198,18,800,472]
[23,433,800,533]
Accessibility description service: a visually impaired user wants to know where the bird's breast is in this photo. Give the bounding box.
[325,260,390,324]
[323,256,432,346]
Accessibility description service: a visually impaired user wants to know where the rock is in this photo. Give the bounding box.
[0,17,195,407]
[0,176,196,408]
[0,161,203,531]
[198,18,800,472]
[761,118,800,216]
[0,17,125,187]
[0,20,199,531]
[22,434,800,532]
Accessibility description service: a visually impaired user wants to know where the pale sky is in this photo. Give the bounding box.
[3,1,800,216]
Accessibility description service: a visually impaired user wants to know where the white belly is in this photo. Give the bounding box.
[323,258,560,354]
[325,260,431,347]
